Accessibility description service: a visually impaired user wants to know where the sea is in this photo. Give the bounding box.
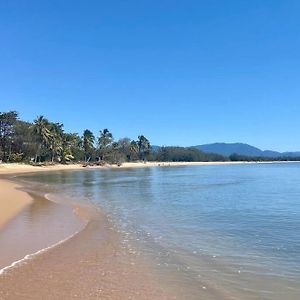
[19,163,300,299]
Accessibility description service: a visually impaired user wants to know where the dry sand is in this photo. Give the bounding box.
[0,163,83,175]
[0,179,33,229]
[0,160,293,175]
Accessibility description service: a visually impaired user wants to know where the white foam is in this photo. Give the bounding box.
[0,226,85,276]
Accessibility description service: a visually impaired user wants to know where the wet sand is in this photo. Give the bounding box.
[0,167,184,299]
[0,179,33,229]
[0,191,85,272]
[0,184,185,299]
[0,204,182,299]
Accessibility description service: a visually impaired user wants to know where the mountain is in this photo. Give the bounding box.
[193,143,263,157]
[192,143,300,158]
[151,145,161,152]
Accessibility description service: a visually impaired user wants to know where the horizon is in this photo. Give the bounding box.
[1,1,300,152]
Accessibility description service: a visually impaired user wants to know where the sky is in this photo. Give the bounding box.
[0,0,300,151]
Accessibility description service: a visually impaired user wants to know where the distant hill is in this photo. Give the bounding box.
[192,143,300,158]
[151,145,161,152]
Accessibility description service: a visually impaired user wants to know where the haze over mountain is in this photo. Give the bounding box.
[192,143,300,158]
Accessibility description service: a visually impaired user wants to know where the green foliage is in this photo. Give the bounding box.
[117,137,131,161]
[12,120,35,160]
[2,110,296,165]
[0,112,90,163]
[9,152,24,162]
[229,153,300,162]
[63,133,84,161]
[130,140,139,161]
[97,129,113,161]
[153,147,226,162]
[137,135,151,161]
[0,111,18,162]
[83,129,95,162]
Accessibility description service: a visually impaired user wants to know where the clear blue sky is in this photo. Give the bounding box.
[1,1,299,151]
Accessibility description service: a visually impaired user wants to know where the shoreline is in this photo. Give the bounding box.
[0,159,298,175]
[0,177,87,273]
[1,161,299,299]
[0,179,33,230]
[0,174,184,299]
[0,160,294,231]
[0,165,184,299]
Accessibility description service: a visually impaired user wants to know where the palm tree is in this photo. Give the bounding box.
[83,129,95,162]
[60,134,74,163]
[49,122,64,162]
[62,133,82,162]
[32,116,52,163]
[130,140,139,161]
[137,135,151,161]
[98,128,113,161]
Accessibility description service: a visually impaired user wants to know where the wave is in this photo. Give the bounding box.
[0,224,86,276]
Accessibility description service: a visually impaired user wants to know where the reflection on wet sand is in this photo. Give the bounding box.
[0,194,184,300]
[0,192,84,270]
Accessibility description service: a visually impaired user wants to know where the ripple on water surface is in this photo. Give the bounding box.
[18,163,300,299]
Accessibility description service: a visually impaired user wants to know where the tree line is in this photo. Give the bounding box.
[154,146,226,162]
[1,111,298,165]
[0,111,151,164]
[228,153,300,162]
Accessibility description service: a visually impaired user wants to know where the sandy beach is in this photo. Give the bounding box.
[0,180,33,230]
[0,160,258,231]
[2,1,299,297]
[0,161,298,299]
[0,159,283,231]
[0,163,184,299]
[0,160,291,176]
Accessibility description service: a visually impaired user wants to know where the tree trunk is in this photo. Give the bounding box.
[35,143,41,163]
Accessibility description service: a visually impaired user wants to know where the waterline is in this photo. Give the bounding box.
[17,163,300,299]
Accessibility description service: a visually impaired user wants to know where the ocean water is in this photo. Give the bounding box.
[20,163,300,299]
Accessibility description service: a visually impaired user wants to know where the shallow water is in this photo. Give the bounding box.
[19,163,300,299]
[0,192,84,271]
